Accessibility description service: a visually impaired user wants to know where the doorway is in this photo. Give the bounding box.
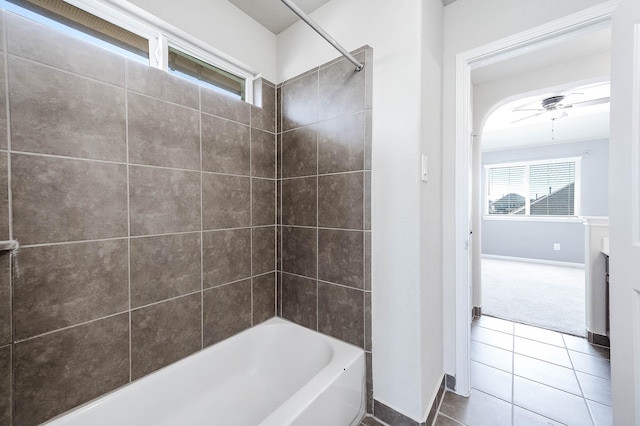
[452,1,618,400]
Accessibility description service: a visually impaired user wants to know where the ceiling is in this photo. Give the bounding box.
[229,0,457,35]
[477,28,611,152]
[228,0,331,34]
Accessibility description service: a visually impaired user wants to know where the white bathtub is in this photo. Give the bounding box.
[45,317,366,426]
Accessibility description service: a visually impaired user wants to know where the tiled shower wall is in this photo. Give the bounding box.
[276,47,373,411]
[0,12,276,425]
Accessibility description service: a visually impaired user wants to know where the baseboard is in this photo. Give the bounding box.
[373,375,446,426]
[445,374,456,392]
[587,330,610,347]
[482,254,585,268]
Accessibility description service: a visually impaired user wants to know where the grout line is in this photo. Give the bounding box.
[250,107,254,327]
[199,87,204,350]
[13,309,130,344]
[124,61,132,383]
[281,224,366,233]
[281,169,366,180]
[279,110,365,135]
[315,73,319,333]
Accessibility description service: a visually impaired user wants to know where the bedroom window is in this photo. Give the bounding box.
[485,158,581,217]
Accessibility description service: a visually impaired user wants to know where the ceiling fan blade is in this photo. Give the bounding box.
[552,111,569,121]
[512,108,545,112]
[569,97,610,108]
[511,112,544,124]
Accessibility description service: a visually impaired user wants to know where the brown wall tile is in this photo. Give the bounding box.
[281,177,317,227]
[0,153,8,241]
[0,345,9,426]
[318,172,364,230]
[281,125,317,178]
[253,273,275,325]
[366,352,373,413]
[7,13,125,86]
[318,282,364,347]
[281,273,317,330]
[252,178,276,227]
[0,254,9,346]
[128,93,200,170]
[203,279,251,346]
[365,110,372,170]
[282,226,317,278]
[251,80,276,133]
[318,229,363,289]
[131,294,201,380]
[0,56,6,151]
[129,166,200,236]
[14,240,128,340]
[252,226,275,275]
[126,60,199,109]
[365,292,372,352]
[9,57,126,162]
[365,171,371,230]
[251,128,276,178]
[12,154,128,245]
[202,114,250,175]
[276,85,282,134]
[365,232,371,291]
[14,314,129,426]
[202,174,250,229]
[282,72,318,131]
[130,233,201,308]
[201,86,250,125]
[318,52,365,121]
[317,112,365,174]
[203,229,251,288]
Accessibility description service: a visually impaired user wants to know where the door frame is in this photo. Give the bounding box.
[453,0,620,396]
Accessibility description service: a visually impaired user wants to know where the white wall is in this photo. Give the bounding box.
[278,0,444,421]
[442,0,609,376]
[126,0,277,82]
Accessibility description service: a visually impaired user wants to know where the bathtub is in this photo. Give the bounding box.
[45,317,366,426]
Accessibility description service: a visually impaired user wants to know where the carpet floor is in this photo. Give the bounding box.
[481,257,585,336]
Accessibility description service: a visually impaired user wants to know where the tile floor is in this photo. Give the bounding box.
[434,315,611,426]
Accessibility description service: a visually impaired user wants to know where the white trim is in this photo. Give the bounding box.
[481,254,585,269]
[63,0,257,103]
[482,215,585,223]
[632,23,640,247]
[454,0,620,398]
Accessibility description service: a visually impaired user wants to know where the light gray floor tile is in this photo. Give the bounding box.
[513,376,592,426]
[440,389,512,426]
[587,399,612,426]
[513,354,581,396]
[513,406,567,426]
[471,326,513,351]
[576,371,611,406]
[475,315,514,334]
[562,334,609,359]
[471,361,512,402]
[569,350,611,379]
[514,337,572,368]
[471,340,513,373]
[515,323,565,347]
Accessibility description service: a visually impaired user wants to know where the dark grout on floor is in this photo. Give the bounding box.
[433,315,611,426]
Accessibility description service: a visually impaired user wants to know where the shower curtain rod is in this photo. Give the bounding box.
[280,0,364,71]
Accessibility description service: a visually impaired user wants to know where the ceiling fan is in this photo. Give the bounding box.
[511,93,610,124]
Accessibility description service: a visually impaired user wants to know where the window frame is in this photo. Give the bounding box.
[60,0,256,103]
[483,156,582,221]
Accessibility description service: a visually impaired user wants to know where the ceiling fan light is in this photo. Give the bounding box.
[549,109,567,120]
